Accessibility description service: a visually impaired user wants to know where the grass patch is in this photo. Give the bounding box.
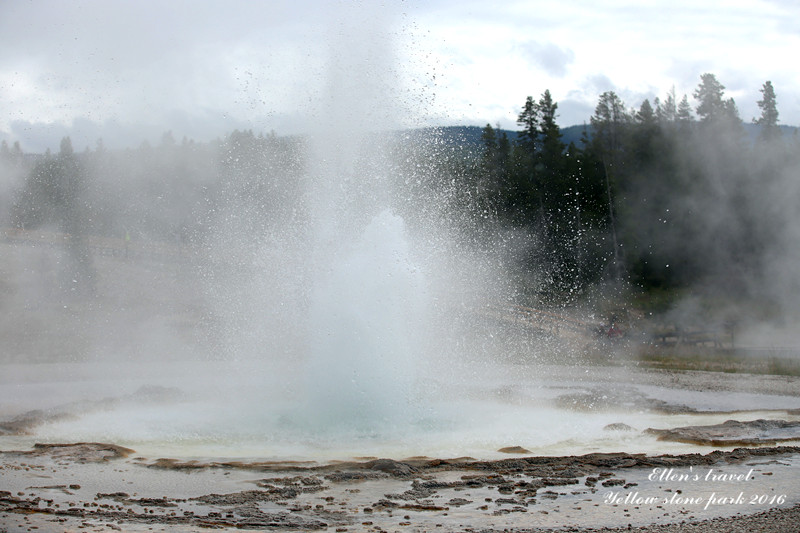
[634,345,800,376]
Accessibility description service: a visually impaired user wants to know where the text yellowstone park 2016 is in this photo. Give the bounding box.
[603,467,788,511]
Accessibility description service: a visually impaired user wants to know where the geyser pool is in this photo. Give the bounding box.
[5,3,800,465]
[3,359,800,461]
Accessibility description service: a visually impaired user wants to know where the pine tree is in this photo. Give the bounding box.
[536,90,566,227]
[516,95,539,151]
[676,95,693,123]
[632,99,659,171]
[497,129,511,167]
[656,87,677,123]
[480,123,501,183]
[693,73,742,129]
[477,123,511,218]
[509,95,543,225]
[591,91,628,159]
[635,99,656,124]
[590,91,628,281]
[755,80,780,141]
[481,123,498,160]
[723,98,741,123]
[693,73,727,122]
[537,89,564,176]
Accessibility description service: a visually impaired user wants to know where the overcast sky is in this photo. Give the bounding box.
[1,0,798,152]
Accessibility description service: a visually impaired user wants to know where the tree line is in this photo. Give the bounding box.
[471,75,799,313]
[4,130,303,243]
[1,73,798,311]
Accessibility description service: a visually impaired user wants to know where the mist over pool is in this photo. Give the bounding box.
[1,2,799,468]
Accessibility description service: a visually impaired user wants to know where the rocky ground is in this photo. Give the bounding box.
[3,234,800,531]
[1,442,799,532]
[2,365,800,531]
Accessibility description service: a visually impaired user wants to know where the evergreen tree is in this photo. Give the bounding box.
[635,99,656,125]
[477,123,508,214]
[755,80,780,141]
[676,95,693,123]
[536,90,568,230]
[693,73,727,122]
[656,87,678,123]
[537,90,560,135]
[723,97,742,123]
[590,91,629,281]
[481,123,498,161]
[692,73,742,130]
[591,91,628,161]
[497,129,511,169]
[14,137,84,231]
[481,123,510,179]
[13,136,95,292]
[54,137,84,236]
[536,89,565,184]
[516,95,539,150]
[631,99,659,171]
[506,96,542,225]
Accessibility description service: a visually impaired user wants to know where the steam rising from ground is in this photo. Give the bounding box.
[3,6,800,458]
[0,6,526,446]
[623,121,800,349]
[195,7,518,435]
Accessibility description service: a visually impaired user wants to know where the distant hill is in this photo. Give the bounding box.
[412,124,587,150]
[428,122,797,152]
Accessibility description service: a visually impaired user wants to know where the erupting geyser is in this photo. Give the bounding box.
[0,3,632,461]
[205,5,453,437]
[305,209,428,431]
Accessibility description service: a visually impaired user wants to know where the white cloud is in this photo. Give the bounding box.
[1,0,798,151]
[516,41,575,78]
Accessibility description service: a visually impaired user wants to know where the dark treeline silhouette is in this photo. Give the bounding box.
[471,75,800,321]
[2,73,799,317]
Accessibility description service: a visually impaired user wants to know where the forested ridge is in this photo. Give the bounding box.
[2,74,799,317]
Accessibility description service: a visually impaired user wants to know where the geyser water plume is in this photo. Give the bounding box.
[292,6,424,431]
[0,4,525,455]
[201,4,452,435]
[304,209,428,432]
